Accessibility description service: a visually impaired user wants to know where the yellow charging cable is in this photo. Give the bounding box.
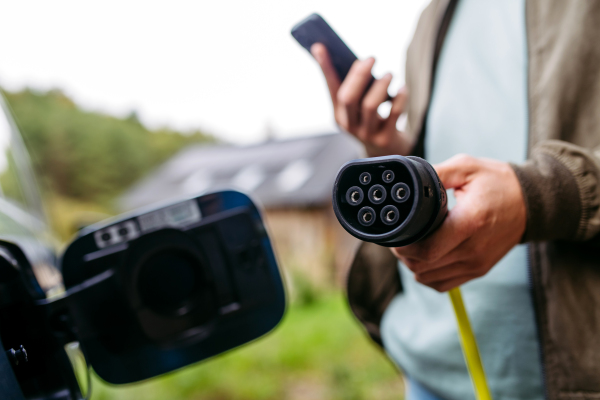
[448,287,493,400]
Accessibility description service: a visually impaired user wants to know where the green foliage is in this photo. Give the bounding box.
[290,269,323,307]
[2,88,215,205]
[92,294,403,400]
[0,150,28,207]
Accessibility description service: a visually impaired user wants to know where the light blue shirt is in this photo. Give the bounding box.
[381,1,544,399]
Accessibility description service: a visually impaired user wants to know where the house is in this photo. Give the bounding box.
[119,132,364,290]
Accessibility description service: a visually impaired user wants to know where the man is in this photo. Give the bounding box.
[312,0,600,399]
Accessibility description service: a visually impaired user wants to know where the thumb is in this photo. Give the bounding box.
[433,154,479,189]
[311,43,341,106]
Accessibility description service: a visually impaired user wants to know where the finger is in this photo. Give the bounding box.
[427,273,482,293]
[384,86,408,131]
[361,73,393,140]
[400,249,459,275]
[399,229,483,274]
[414,261,483,285]
[391,206,471,264]
[434,154,480,190]
[337,58,376,130]
[311,43,341,107]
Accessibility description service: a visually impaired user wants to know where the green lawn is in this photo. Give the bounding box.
[91,293,404,400]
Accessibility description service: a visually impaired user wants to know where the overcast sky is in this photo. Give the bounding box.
[0,0,429,144]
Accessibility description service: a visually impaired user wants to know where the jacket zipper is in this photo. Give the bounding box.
[526,245,547,400]
[524,1,547,397]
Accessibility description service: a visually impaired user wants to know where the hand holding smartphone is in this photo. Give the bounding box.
[291,13,408,158]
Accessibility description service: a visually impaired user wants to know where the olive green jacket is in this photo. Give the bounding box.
[346,1,600,399]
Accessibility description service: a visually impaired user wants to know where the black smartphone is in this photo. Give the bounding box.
[291,13,388,98]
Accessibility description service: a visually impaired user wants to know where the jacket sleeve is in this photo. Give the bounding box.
[511,140,600,242]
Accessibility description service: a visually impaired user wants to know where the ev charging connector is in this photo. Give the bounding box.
[332,155,492,400]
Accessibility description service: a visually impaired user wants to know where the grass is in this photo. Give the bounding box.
[91,293,404,400]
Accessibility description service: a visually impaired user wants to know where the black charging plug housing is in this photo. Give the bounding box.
[333,156,448,247]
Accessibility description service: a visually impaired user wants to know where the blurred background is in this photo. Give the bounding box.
[0,1,429,399]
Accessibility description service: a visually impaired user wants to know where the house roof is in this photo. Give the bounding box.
[119,132,364,210]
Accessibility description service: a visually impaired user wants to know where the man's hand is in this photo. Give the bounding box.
[311,43,411,157]
[392,154,527,292]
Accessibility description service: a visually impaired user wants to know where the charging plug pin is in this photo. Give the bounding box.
[368,184,386,204]
[386,210,395,222]
[380,205,399,225]
[357,206,376,226]
[397,188,406,199]
[382,170,395,183]
[391,182,410,203]
[359,172,371,185]
[345,186,364,205]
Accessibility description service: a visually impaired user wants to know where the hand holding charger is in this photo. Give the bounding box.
[331,156,492,400]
